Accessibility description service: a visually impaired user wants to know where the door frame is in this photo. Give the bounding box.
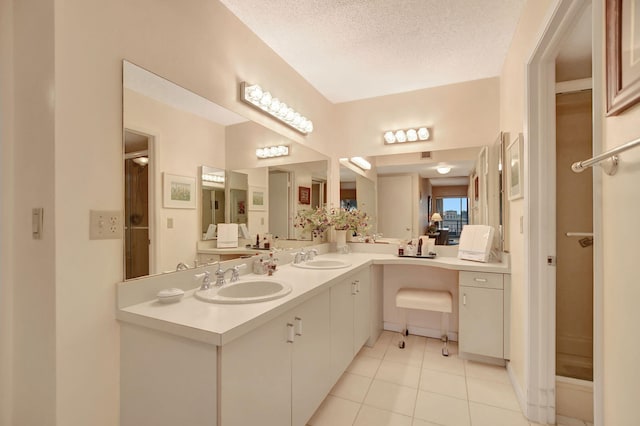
[123,128,157,277]
[524,0,603,424]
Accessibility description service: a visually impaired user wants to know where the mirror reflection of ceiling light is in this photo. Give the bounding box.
[436,166,452,175]
[241,82,314,134]
[256,145,290,159]
[383,127,430,144]
[132,156,149,166]
[350,156,371,171]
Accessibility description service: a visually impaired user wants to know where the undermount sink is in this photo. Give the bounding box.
[195,279,292,304]
[292,259,352,270]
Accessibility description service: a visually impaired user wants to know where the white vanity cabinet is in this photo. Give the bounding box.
[330,267,370,382]
[458,271,506,359]
[220,289,331,426]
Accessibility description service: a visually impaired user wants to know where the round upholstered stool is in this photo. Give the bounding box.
[395,288,453,356]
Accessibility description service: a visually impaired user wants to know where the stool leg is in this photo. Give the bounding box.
[398,308,407,349]
[440,312,450,357]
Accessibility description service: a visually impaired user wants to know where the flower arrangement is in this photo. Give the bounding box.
[293,207,331,236]
[328,207,371,234]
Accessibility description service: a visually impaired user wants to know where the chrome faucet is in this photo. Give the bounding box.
[176,262,190,271]
[195,271,212,290]
[293,248,306,264]
[306,249,318,261]
[214,262,246,286]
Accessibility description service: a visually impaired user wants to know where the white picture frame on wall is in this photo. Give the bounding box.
[249,186,266,211]
[507,134,524,200]
[163,173,196,209]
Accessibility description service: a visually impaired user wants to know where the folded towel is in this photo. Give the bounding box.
[458,225,495,262]
[217,223,239,248]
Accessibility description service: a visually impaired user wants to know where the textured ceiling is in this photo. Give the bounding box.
[220,0,527,103]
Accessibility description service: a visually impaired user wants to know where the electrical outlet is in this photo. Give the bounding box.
[90,210,123,240]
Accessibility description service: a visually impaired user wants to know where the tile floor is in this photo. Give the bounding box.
[307,331,594,426]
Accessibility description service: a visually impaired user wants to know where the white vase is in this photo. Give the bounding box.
[346,231,357,242]
[312,230,324,244]
[335,230,347,248]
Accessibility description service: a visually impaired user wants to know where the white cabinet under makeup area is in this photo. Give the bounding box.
[117,244,509,426]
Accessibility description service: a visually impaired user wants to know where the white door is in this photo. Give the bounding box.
[269,171,290,239]
[378,175,413,239]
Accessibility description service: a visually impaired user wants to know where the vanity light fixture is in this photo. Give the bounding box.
[241,82,314,134]
[202,173,225,184]
[256,145,290,159]
[349,156,371,171]
[383,127,430,144]
[436,166,451,175]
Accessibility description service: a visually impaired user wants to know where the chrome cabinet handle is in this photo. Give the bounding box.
[295,317,303,336]
[355,279,360,293]
[474,278,487,282]
[463,293,467,306]
[351,282,357,295]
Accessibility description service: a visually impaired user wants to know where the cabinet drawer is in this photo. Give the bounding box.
[459,271,503,289]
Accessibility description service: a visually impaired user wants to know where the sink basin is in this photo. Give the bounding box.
[293,259,352,270]
[195,280,292,304]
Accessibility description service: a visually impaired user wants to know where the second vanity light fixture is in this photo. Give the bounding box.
[256,145,290,159]
[241,82,314,135]
[383,127,430,144]
[349,157,371,171]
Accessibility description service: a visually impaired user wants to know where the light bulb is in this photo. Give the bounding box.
[248,85,262,101]
[395,130,407,143]
[269,98,281,112]
[418,127,430,140]
[260,92,272,107]
[384,131,396,144]
[407,129,418,142]
[436,166,451,174]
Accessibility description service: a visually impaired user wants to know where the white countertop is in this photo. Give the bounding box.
[117,251,509,347]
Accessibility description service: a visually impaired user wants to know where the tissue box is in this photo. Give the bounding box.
[457,225,495,263]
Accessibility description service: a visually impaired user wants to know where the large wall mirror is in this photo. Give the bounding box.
[357,143,506,248]
[122,61,329,279]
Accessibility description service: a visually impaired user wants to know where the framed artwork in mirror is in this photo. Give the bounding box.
[163,173,196,209]
[299,186,311,205]
[249,186,266,211]
[606,0,640,115]
[507,135,523,200]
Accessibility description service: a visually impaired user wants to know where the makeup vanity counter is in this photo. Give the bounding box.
[117,248,509,426]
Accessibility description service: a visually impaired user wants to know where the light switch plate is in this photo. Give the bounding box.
[90,210,123,240]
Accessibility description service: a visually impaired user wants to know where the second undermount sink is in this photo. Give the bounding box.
[293,259,352,270]
[195,279,292,304]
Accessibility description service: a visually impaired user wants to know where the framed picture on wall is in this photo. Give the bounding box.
[507,134,524,200]
[298,186,311,205]
[606,0,640,115]
[249,186,266,211]
[163,173,196,209]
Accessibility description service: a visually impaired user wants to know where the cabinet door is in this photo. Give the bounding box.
[220,311,292,426]
[459,286,504,358]
[330,278,355,383]
[292,290,331,426]
[353,269,370,353]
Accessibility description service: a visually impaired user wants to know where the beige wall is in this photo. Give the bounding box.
[499,0,554,394]
[334,78,500,158]
[600,15,640,424]
[0,0,14,423]
[10,0,58,425]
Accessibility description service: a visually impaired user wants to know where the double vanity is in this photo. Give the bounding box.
[117,243,509,426]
